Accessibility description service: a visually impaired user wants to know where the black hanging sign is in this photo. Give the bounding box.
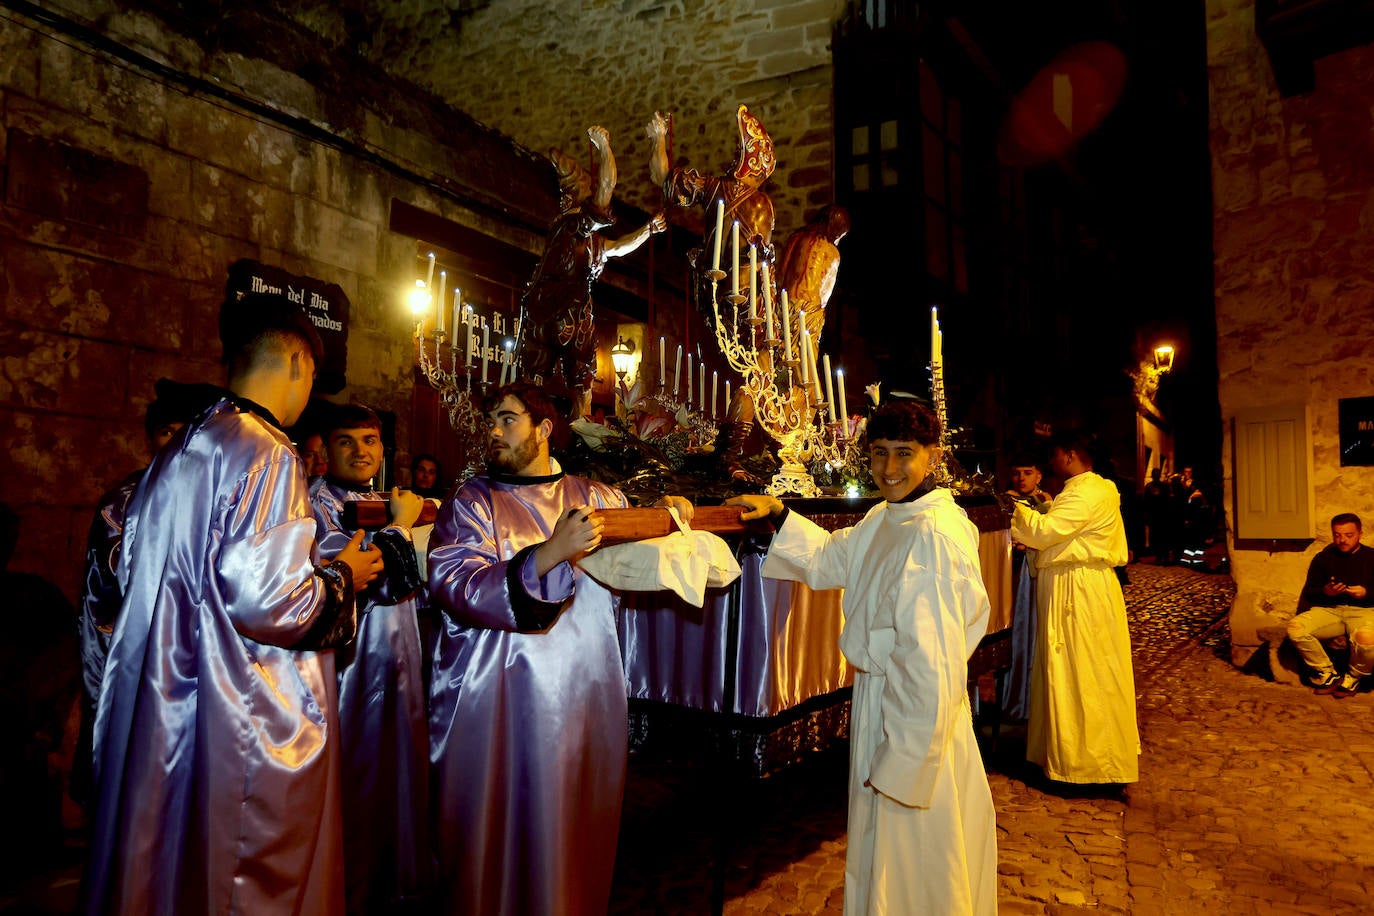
[1339,396,1374,467]
[225,259,349,394]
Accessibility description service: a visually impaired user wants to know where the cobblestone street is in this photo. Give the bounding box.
[612,562,1374,914]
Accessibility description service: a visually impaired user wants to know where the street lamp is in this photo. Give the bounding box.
[1154,345,1175,373]
[610,336,637,383]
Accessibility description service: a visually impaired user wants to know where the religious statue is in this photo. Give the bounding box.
[775,205,850,370]
[646,105,777,328]
[518,125,666,413]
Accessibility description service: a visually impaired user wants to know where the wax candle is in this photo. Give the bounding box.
[699,363,706,411]
[686,351,693,403]
[712,371,718,419]
[425,251,435,290]
[725,380,731,412]
[823,353,836,423]
[465,311,474,368]
[799,319,810,385]
[762,263,775,340]
[452,289,462,338]
[931,306,940,368]
[836,369,848,428]
[659,336,666,388]
[748,244,758,322]
[810,345,823,404]
[674,344,683,396]
[711,199,724,271]
[482,322,490,384]
[436,271,446,335]
[730,220,740,297]
[781,290,792,359]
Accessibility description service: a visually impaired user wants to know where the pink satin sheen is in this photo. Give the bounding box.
[427,470,629,916]
[86,398,347,916]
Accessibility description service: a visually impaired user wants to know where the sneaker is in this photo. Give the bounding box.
[1332,673,1364,699]
[1312,670,1342,694]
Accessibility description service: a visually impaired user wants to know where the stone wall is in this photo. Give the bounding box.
[1208,0,1374,661]
[0,2,553,601]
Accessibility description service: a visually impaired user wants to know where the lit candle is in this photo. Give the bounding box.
[823,353,836,423]
[452,289,462,338]
[436,271,446,335]
[762,263,775,340]
[465,307,474,367]
[730,220,740,298]
[810,345,823,404]
[836,369,848,428]
[799,313,809,384]
[781,290,792,359]
[711,199,724,272]
[712,371,718,419]
[686,350,693,404]
[931,306,940,368]
[699,363,706,411]
[482,321,490,384]
[674,344,683,396]
[425,251,435,290]
[748,244,758,322]
[725,380,731,411]
[659,336,667,388]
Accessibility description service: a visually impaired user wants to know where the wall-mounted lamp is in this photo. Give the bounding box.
[611,336,638,383]
[1153,345,1175,373]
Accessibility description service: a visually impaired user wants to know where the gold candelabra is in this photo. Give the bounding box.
[707,262,852,498]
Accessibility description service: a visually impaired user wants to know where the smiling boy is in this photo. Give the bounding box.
[727,399,996,915]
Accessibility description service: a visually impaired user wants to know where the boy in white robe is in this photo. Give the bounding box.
[728,399,997,916]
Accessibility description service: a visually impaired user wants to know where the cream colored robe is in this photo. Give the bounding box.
[1011,470,1140,784]
[763,489,997,916]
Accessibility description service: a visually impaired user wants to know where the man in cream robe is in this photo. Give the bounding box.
[729,400,997,916]
[1010,433,1140,786]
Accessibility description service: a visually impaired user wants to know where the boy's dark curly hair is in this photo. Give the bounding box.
[865,400,941,447]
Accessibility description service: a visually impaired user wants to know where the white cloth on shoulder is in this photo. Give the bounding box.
[578,507,740,607]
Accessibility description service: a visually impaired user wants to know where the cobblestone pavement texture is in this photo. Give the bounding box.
[610,562,1374,915]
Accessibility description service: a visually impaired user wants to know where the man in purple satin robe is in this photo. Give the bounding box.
[83,293,385,916]
[428,382,690,916]
[309,403,431,913]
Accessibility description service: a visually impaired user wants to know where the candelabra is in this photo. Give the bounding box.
[706,265,851,498]
[414,321,490,478]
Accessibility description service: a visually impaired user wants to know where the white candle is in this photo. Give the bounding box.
[674,344,682,396]
[748,245,758,322]
[810,345,823,404]
[452,289,462,338]
[725,380,731,411]
[686,351,693,404]
[425,251,435,290]
[465,316,474,368]
[730,220,740,297]
[799,317,810,384]
[436,271,446,334]
[781,290,792,359]
[836,369,848,427]
[931,306,940,368]
[762,263,775,340]
[823,354,836,423]
[711,199,724,271]
[482,322,490,384]
[712,371,718,419]
[699,363,706,411]
[659,336,666,388]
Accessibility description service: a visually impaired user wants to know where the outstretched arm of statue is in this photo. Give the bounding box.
[588,125,616,211]
[646,111,671,187]
[603,211,667,259]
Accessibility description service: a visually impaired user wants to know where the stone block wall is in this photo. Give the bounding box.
[1207,0,1374,661]
[0,3,552,602]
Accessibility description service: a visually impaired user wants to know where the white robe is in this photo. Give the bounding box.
[762,489,997,916]
[1011,470,1140,784]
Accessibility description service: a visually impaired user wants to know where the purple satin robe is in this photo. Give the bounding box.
[85,397,354,916]
[427,470,628,916]
[310,477,432,912]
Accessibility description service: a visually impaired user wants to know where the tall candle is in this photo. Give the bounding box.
[798,318,810,384]
[931,306,940,368]
[725,380,731,411]
[686,351,693,404]
[711,371,718,419]
[452,289,462,339]
[674,344,683,396]
[465,314,474,368]
[748,244,758,322]
[659,336,666,388]
[436,271,446,334]
[699,363,706,411]
[823,354,836,423]
[730,220,740,297]
[836,369,848,427]
[711,199,724,271]
[425,251,435,290]
[781,290,792,359]
[762,263,775,340]
[810,345,823,404]
[482,322,490,384]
